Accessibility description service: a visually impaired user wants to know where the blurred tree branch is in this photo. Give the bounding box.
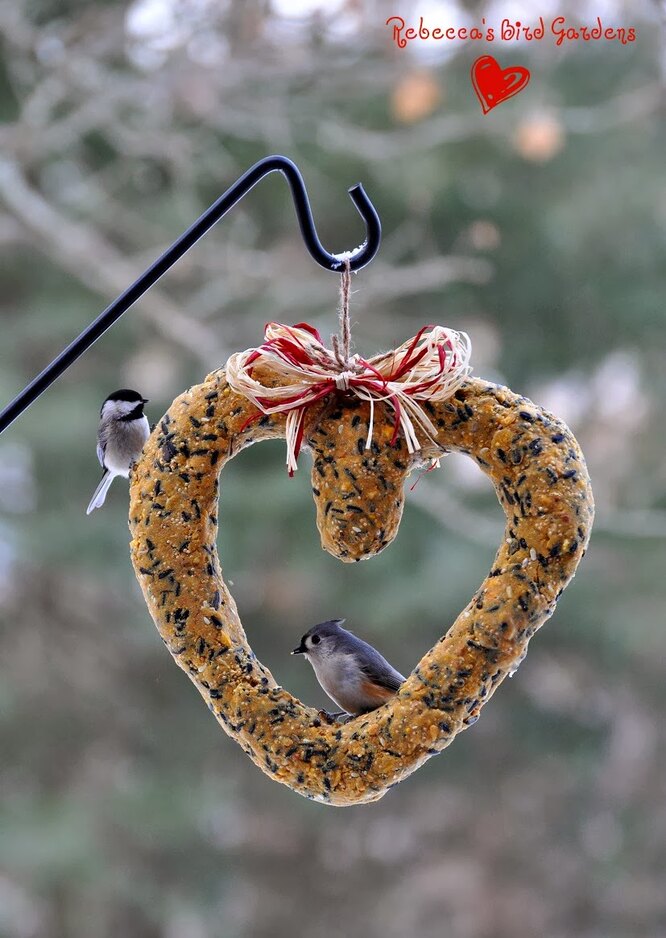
[412,481,666,545]
[0,157,224,361]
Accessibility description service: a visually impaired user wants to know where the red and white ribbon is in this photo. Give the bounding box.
[226,322,472,475]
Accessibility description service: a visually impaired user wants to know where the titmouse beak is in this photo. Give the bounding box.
[291,643,305,655]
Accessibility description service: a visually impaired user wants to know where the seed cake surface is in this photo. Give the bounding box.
[129,367,594,805]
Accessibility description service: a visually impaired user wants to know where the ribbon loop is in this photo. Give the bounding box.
[226,322,472,475]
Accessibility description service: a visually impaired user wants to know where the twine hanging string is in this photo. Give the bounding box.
[226,262,473,475]
[331,258,356,371]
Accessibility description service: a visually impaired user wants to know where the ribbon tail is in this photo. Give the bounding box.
[384,389,416,453]
[285,409,304,476]
[399,392,440,443]
[398,409,420,454]
[365,396,375,450]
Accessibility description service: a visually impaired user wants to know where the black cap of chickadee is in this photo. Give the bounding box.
[102,389,149,407]
[292,618,406,716]
[86,389,150,515]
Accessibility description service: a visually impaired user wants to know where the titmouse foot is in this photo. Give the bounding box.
[317,709,350,724]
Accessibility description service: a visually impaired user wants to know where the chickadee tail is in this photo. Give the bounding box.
[86,471,114,515]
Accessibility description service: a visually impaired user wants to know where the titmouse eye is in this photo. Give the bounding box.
[311,635,321,645]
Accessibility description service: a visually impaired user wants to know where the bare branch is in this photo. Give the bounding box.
[0,157,224,363]
[411,478,666,544]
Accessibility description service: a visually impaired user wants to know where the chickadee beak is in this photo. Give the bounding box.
[142,398,149,404]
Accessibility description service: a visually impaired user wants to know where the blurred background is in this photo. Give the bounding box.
[1,0,665,935]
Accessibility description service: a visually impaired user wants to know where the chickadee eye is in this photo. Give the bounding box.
[311,635,321,645]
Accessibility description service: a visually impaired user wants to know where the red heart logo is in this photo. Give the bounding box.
[471,55,530,114]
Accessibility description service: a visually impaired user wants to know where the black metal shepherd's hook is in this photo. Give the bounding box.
[0,155,381,436]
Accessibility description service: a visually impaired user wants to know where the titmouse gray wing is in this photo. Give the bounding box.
[352,637,406,692]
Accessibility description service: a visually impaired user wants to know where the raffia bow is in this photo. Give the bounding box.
[226,322,472,475]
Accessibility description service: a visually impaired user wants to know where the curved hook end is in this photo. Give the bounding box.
[342,183,382,272]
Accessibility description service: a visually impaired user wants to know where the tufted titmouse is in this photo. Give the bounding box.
[292,618,406,716]
[86,389,150,515]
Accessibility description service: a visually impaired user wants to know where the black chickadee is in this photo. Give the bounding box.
[86,389,149,514]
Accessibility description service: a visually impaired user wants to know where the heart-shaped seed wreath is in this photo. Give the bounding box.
[129,350,593,806]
